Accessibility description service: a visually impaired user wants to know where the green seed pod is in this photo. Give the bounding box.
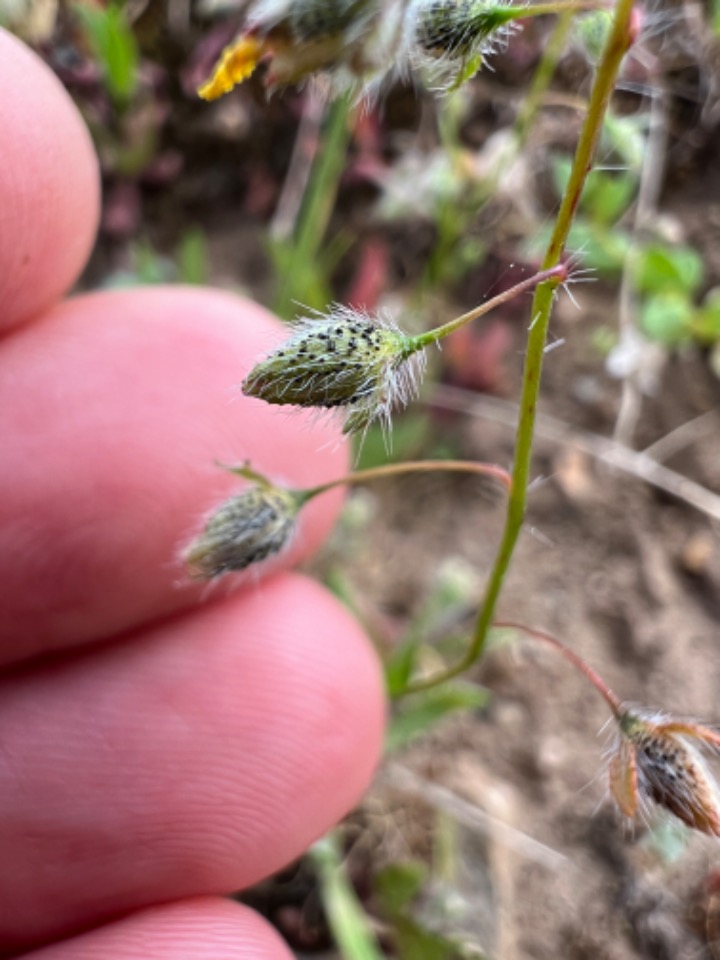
[185,483,300,579]
[242,307,426,434]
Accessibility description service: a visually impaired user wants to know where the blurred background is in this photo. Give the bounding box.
[4,0,720,955]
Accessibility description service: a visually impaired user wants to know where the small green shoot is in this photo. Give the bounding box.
[74,2,139,108]
[632,244,720,351]
[386,682,489,752]
[177,228,209,285]
[634,244,704,298]
[373,840,491,958]
[374,861,428,915]
[102,231,208,288]
[640,292,695,345]
[573,7,614,60]
[270,95,354,318]
[310,834,385,960]
[711,0,720,34]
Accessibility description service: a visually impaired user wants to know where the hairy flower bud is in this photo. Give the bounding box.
[242,307,426,435]
[610,709,720,838]
[403,0,520,86]
[412,0,513,55]
[185,481,300,579]
[283,0,375,40]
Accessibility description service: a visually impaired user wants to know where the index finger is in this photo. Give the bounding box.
[0,286,348,665]
[0,29,100,331]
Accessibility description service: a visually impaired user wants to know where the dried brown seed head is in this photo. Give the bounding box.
[611,710,720,838]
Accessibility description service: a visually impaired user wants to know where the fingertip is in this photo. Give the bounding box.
[24,898,294,960]
[0,28,100,331]
[0,287,349,660]
[0,573,385,948]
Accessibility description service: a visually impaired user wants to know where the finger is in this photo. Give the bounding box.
[0,573,385,952]
[0,29,99,332]
[22,898,293,960]
[0,287,348,665]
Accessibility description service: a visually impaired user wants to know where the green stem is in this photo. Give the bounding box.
[403,0,636,695]
[502,0,607,18]
[295,96,351,262]
[273,94,353,318]
[221,458,512,505]
[409,265,567,350]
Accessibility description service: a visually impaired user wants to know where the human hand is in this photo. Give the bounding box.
[0,29,384,959]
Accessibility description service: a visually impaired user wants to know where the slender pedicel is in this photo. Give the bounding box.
[185,459,511,579]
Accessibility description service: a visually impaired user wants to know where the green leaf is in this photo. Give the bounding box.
[529,219,630,276]
[310,835,386,960]
[711,0,720,34]
[574,9,613,61]
[582,170,637,225]
[374,861,428,914]
[392,916,460,960]
[271,95,352,318]
[74,2,139,107]
[566,222,630,276]
[374,864,465,960]
[455,236,487,275]
[692,287,720,343]
[387,683,489,753]
[634,244,704,297]
[385,639,421,699]
[551,154,636,225]
[268,239,333,317]
[131,239,174,284]
[601,112,647,172]
[177,229,208,286]
[640,292,694,345]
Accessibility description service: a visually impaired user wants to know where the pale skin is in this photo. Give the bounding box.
[0,28,385,959]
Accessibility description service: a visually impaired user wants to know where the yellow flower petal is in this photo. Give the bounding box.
[197,35,264,101]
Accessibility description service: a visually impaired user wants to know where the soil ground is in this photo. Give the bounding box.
[327,283,720,960]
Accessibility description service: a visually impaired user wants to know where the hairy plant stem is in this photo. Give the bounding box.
[301,459,512,501]
[494,621,622,715]
[223,458,512,504]
[403,0,636,695]
[409,265,566,350]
